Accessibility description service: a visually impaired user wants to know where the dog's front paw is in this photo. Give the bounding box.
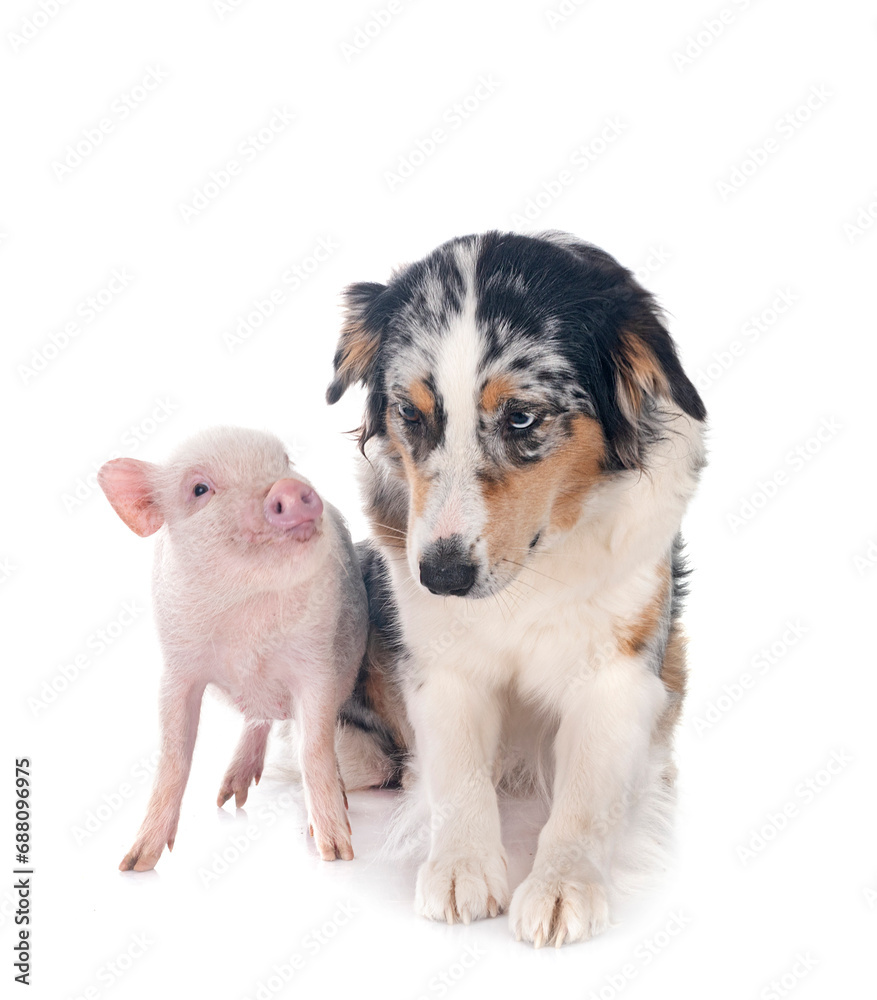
[509,875,610,947]
[415,852,509,924]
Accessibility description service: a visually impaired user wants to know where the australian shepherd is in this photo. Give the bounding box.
[325,230,707,947]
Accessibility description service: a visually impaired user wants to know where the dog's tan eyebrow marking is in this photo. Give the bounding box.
[407,379,436,416]
[479,374,517,412]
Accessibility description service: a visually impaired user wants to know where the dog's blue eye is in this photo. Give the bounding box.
[508,412,535,430]
[398,403,421,423]
[193,483,210,497]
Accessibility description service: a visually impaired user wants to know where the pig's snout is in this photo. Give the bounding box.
[263,479,323,539]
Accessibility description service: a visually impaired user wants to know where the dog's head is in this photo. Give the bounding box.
[327,231,706,599]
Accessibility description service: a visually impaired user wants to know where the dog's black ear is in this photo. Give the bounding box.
[609,290,706,468]
[326,282,388,404]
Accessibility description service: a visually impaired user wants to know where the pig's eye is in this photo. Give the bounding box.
[192,483,210,497]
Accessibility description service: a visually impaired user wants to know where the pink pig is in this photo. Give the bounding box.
[98,426,366,870]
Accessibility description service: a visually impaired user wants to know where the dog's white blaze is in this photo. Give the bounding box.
[409,276,489,573]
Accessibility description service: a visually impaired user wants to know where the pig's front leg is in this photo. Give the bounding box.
[217,720,271,808]
[294,689,353,861]
[120,676,205,872]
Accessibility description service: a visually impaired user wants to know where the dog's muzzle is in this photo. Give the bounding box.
[419,536,477,597]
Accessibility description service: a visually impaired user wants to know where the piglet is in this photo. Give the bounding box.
[98,426,366,870]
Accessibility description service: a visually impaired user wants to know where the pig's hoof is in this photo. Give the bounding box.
[216,785,250,809]
[119,842,165,872]
[312,825,355,862]
[216,768,261,809]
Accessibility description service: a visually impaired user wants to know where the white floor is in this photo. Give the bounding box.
[9,688,870,999]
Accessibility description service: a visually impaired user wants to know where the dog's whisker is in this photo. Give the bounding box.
[492,591,510,623]
[500,558,564,586]
[505,575,543,598]
[371,521,407,537]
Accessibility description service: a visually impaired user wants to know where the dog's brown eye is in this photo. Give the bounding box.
[508,412,535,430]
[398,403,422,423]
[193,483,210,497]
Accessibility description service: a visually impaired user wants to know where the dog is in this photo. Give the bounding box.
[327,230,707,947]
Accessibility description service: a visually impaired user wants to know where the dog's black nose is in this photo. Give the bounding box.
[419,537,477,596]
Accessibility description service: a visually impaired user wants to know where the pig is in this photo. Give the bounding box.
[97,426,367,870]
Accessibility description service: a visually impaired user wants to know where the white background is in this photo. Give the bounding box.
[2,0,876,997]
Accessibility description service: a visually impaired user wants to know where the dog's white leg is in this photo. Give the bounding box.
[509,653,668,947]
[410,667,509,924]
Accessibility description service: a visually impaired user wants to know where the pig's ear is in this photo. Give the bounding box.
[326,281,388,404]
[97,458,164,537]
